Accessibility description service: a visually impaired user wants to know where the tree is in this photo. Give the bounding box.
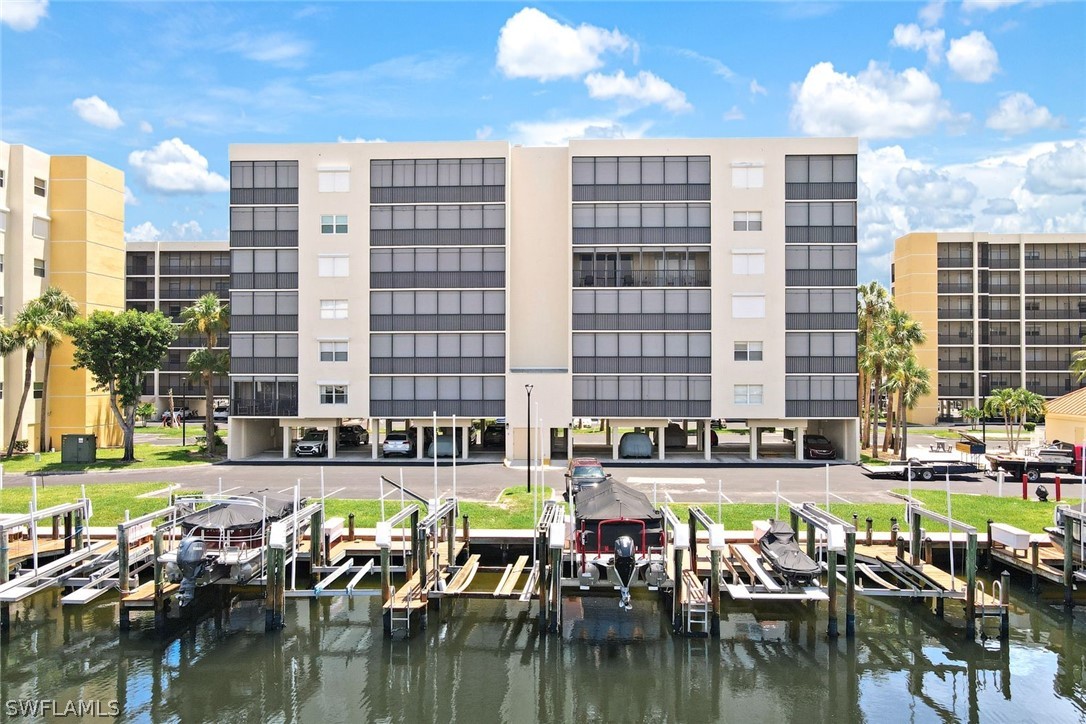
[136,402,157,428]
[68,310,177,461]
[5,301,51,458]
[36,287,79,453]
[983,387,1046,455]
[893,355,931,461]
[180,293,229,454]
[857,282,891,450]
[962,406,981,427]
[881,308,925,452]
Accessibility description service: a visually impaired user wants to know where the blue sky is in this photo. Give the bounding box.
[2,1,1083,285]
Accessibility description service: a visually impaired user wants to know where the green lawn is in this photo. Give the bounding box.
[139,422,226,439]
[0,482,188,525]
[1,443,211,474]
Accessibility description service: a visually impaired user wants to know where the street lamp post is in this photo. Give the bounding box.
[980,374,988,445]
[181,386,187,447]
[525,385,534,492]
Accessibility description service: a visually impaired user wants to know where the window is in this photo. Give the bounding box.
[733,211,762,231]
[32,218,49,240]
[320,215,348,234]
[33,382,44,400]
[0,211,6,233]
[319,341,348,362]
[734,384,763,405]
[732,251,765,275]
[734,342,764,361]
[33,258,46,277]
[320,299,348,319]
[731,164,764,189]
[33,177,46,197]
[319,384,348,404]
[0,297,4,315]
[318,169,350,193]
[0,382,4,399]
[318,255,349,277]
[732,294,765,318]
[0,169,5,188]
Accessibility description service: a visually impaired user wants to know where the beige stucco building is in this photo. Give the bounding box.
[893,232,1086,425]
[0,142,126,452]
[227,138,861,462]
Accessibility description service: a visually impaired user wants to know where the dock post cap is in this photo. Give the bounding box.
[674,526,690,550]
[708,524,726,550]
[375,521,392,548]
[827,524,847,552]
[269,522,287,550]
[548,521,565,548]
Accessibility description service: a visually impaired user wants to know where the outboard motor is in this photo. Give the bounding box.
[176,537,208,607]
[613,535,636,611]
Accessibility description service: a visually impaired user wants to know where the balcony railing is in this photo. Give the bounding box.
[574,272,711,288]
[938,334,974,344]
[1024,335,1082,345]
[1026,309,1086,319]
[939,360,974,371]
[1025,259,1086,269]
[938,309,973,319]
[159,265,230,276]
[232,398,299,417]
[938,283,973,293]
[1025,284,1086,294]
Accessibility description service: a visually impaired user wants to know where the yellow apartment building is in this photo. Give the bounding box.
[0,142,126,451]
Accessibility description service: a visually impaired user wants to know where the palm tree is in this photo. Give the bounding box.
[180,293,229,453]
[881,308,926,452]
[5,301,50,458]
[857,282,891,450]
[860,326,893,457]
[1008,388,1046,454]
[36,287,79,453]
[895,355,932,460]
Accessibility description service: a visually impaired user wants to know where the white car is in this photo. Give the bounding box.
[212,407,229,421]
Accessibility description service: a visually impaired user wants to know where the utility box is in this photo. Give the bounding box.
[61,434,97,464]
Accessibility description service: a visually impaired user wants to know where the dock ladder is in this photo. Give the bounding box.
[682,569,711,636]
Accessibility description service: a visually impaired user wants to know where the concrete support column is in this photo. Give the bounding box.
[611,426,620,461]
[417,429,424,459]
[657,425,665,460]
[795,427,804,459]
[282,427,291,459]
[605,423,611,447]
[328,427,337,459]
[371,418,379,459]
[749,426,758,460]
[461,425,468,460]
[566,426,573,458]
[703,422,712,461]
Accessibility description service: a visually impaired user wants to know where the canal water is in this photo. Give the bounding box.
[1,583,1083,723]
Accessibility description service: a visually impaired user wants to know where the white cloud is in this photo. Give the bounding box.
[674,49,735,79]
[496,7,632,81]
[890,23,945,64]
[1024,141,1086,195]
[127,138,229,194]
[790,61,961,139]
[723,106,745,121]
[226,31,309,65]
[124,186,138,206]
[139,120,153,134]
[919,0,946,27]
[509,117,650,147]
[749,79,768,97]
[125,220,208,242]
[986,92,1061,135]
[947,31,999,83]
[584,70,691,113]
[71,95,123,130]
[337,136,387,143]
[961,0,1025,12]
[475,125,494,140]
[858,139,1086,285]
[0,0,47,31]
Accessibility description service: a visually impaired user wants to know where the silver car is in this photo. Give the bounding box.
[294,431,328,457]
[382,432,414,457]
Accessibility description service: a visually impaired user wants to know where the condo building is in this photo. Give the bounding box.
[126,240,231,415]
[0,141,126,451]
[226,138,860,462]
[893,232,1086,425]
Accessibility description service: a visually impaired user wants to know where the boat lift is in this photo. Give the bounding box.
[1054,504,1086,607]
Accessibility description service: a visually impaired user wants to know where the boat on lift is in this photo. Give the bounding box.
[160,494,301,607]
[1046,504,1085,565]
[572,479,667,610]
[757,520,822,586]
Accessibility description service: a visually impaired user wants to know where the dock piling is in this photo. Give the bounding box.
[117,525,130,595]
[827,544,839,639]
[965,531,977,639]
[845,529,856,638]
[348,513,355,542]
[1063,512,1075,609]
[462,515,470,556]
[999,570,1010,639]
[865,517,872,547]
[1030,541,1040,593]
[153,530,165,633]
[709,547,721,637]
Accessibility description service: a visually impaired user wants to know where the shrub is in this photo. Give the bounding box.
[1023,422,1036,432]
[13,440,28,453]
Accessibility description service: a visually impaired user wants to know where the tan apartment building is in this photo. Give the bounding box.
[893,232,1086,425]
[126,240,231,416]
[0,141,126,451]
[227,138,861,462]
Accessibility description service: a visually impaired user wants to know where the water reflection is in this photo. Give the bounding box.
[0,584,1083,723]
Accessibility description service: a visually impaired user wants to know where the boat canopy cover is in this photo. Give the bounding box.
[575,480,661,523]
[760,520,821,580]
[763,520,799,545]
[182,495,297,532]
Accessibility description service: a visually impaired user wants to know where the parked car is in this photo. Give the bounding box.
[662,423,688,449]
[573,418,600,429]
[803,434,837,460]
[212,406,229,422]
[294,430,328,457]
[426,435,462,458]
[619,432,653,459]
[338,425,369,447]
[482,424,505,447]
[565,457,611,494]
[382,432,414,457]
[172,406,194,419]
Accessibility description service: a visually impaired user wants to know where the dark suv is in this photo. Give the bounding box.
[803,434,837,460]
[565,457,611,495]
